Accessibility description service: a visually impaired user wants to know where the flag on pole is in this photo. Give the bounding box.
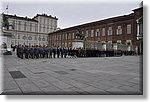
[6,4,8,14]
[6,4,8,10]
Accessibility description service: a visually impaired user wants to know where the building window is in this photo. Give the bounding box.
[12,20,15,30]
[39,25,41,32]
[22,35,27,40]
[28,36,32,40]
[12,35,15,39]
[42,37,45,41]
[59,35,61,40]
[108,41,112,44]
[34,36,37,40]
[95,29,100,36]
[127,24,131,34]
[43,25,45,33]
[18,21,21,31]
[47,36,48,41]
[38,35,41,41]
[126,40,132,45]
[62,34,64,40]
[24,22,27,31]
[65,34,68,40]
[102,28,105,36]
[139,23,143,35]
[117,40,122,44]
[86,30,88,37]
[47,27,49,33]
[72,33,75,39]
[18,35,20,39]
[107,27,112,36]
[43,18,45,24]
[30,23,32,32]
[40,18,42,23]
[116,26,122,35]
[35,24,38,32]
[91,30,94,37]
[68,33,71,39]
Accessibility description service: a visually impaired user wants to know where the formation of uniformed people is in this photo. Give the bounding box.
[16,45,69,59]
[15,44,136,59]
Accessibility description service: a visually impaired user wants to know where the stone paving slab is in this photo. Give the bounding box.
[1,55,142,95]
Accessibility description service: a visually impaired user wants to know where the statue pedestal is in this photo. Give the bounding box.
[72,40,84,49]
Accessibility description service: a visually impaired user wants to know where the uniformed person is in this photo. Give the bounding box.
[60,47,64,58]
[29,46,34,59]
[44,46,49,58]
[49,46,52,58]
[53,46,56,58]
[24,45,29,59]
[64,47,67,58]
[57,46,60,58]
[16,45,20,58]
[20,45,24,59]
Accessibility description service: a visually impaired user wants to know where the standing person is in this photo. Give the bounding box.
[33,46,36,59]
[11,43,13,50]
[49,46,52,58]
[44,46,49,58]
[20,45,24,59]
[64,47,68,58]
[24,45,29,59]
[3,42,7,52]
[16,45,20,58]
[13,45,16,52]
[36,45,39,59]
[57,46,60,58]
[53,46,56,58]
[60,47,64,58]
[42,46,45,58]
[29,46,34,59]
[38,45,42,58]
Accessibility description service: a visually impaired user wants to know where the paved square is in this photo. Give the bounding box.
[1,54,142,95]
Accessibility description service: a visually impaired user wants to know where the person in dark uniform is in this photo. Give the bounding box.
[57,46,60,58]
[53,46,56,58]
[40,46,44,58]
[13,45,16,52]
[42,46,45,58]
[64,47,68,58]
[24,45,29,59]
[49,46,52,58]
[44,46,49,58]
[60,47,64,58]
[33,46,36,58]
[29,46,34,59]
[36,45,39,59]
[16,45,20,58]
[20,45,24,59]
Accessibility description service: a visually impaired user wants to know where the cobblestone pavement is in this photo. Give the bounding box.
[1,54,142,95]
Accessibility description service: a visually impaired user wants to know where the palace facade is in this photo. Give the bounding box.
[1,13,58,48]
[48,7,143,54]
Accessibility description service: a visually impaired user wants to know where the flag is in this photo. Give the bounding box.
[6,4,8,10]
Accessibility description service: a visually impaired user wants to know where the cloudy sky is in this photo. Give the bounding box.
[1,0,142,29]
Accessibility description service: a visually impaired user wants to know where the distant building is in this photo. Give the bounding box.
[1,13,58,48]
[48,7,143,54]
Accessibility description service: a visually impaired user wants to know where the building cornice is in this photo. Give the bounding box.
[33,14,58,20]
[2,13,38,22]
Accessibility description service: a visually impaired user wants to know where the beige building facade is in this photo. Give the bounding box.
[1,13,58,47]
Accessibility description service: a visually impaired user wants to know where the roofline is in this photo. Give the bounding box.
[33,14,58,20]
[132,7,143,11]
[49,13,134,35]
[2,13,38,22]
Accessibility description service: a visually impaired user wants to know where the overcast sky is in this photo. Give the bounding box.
[1,0,142,29]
